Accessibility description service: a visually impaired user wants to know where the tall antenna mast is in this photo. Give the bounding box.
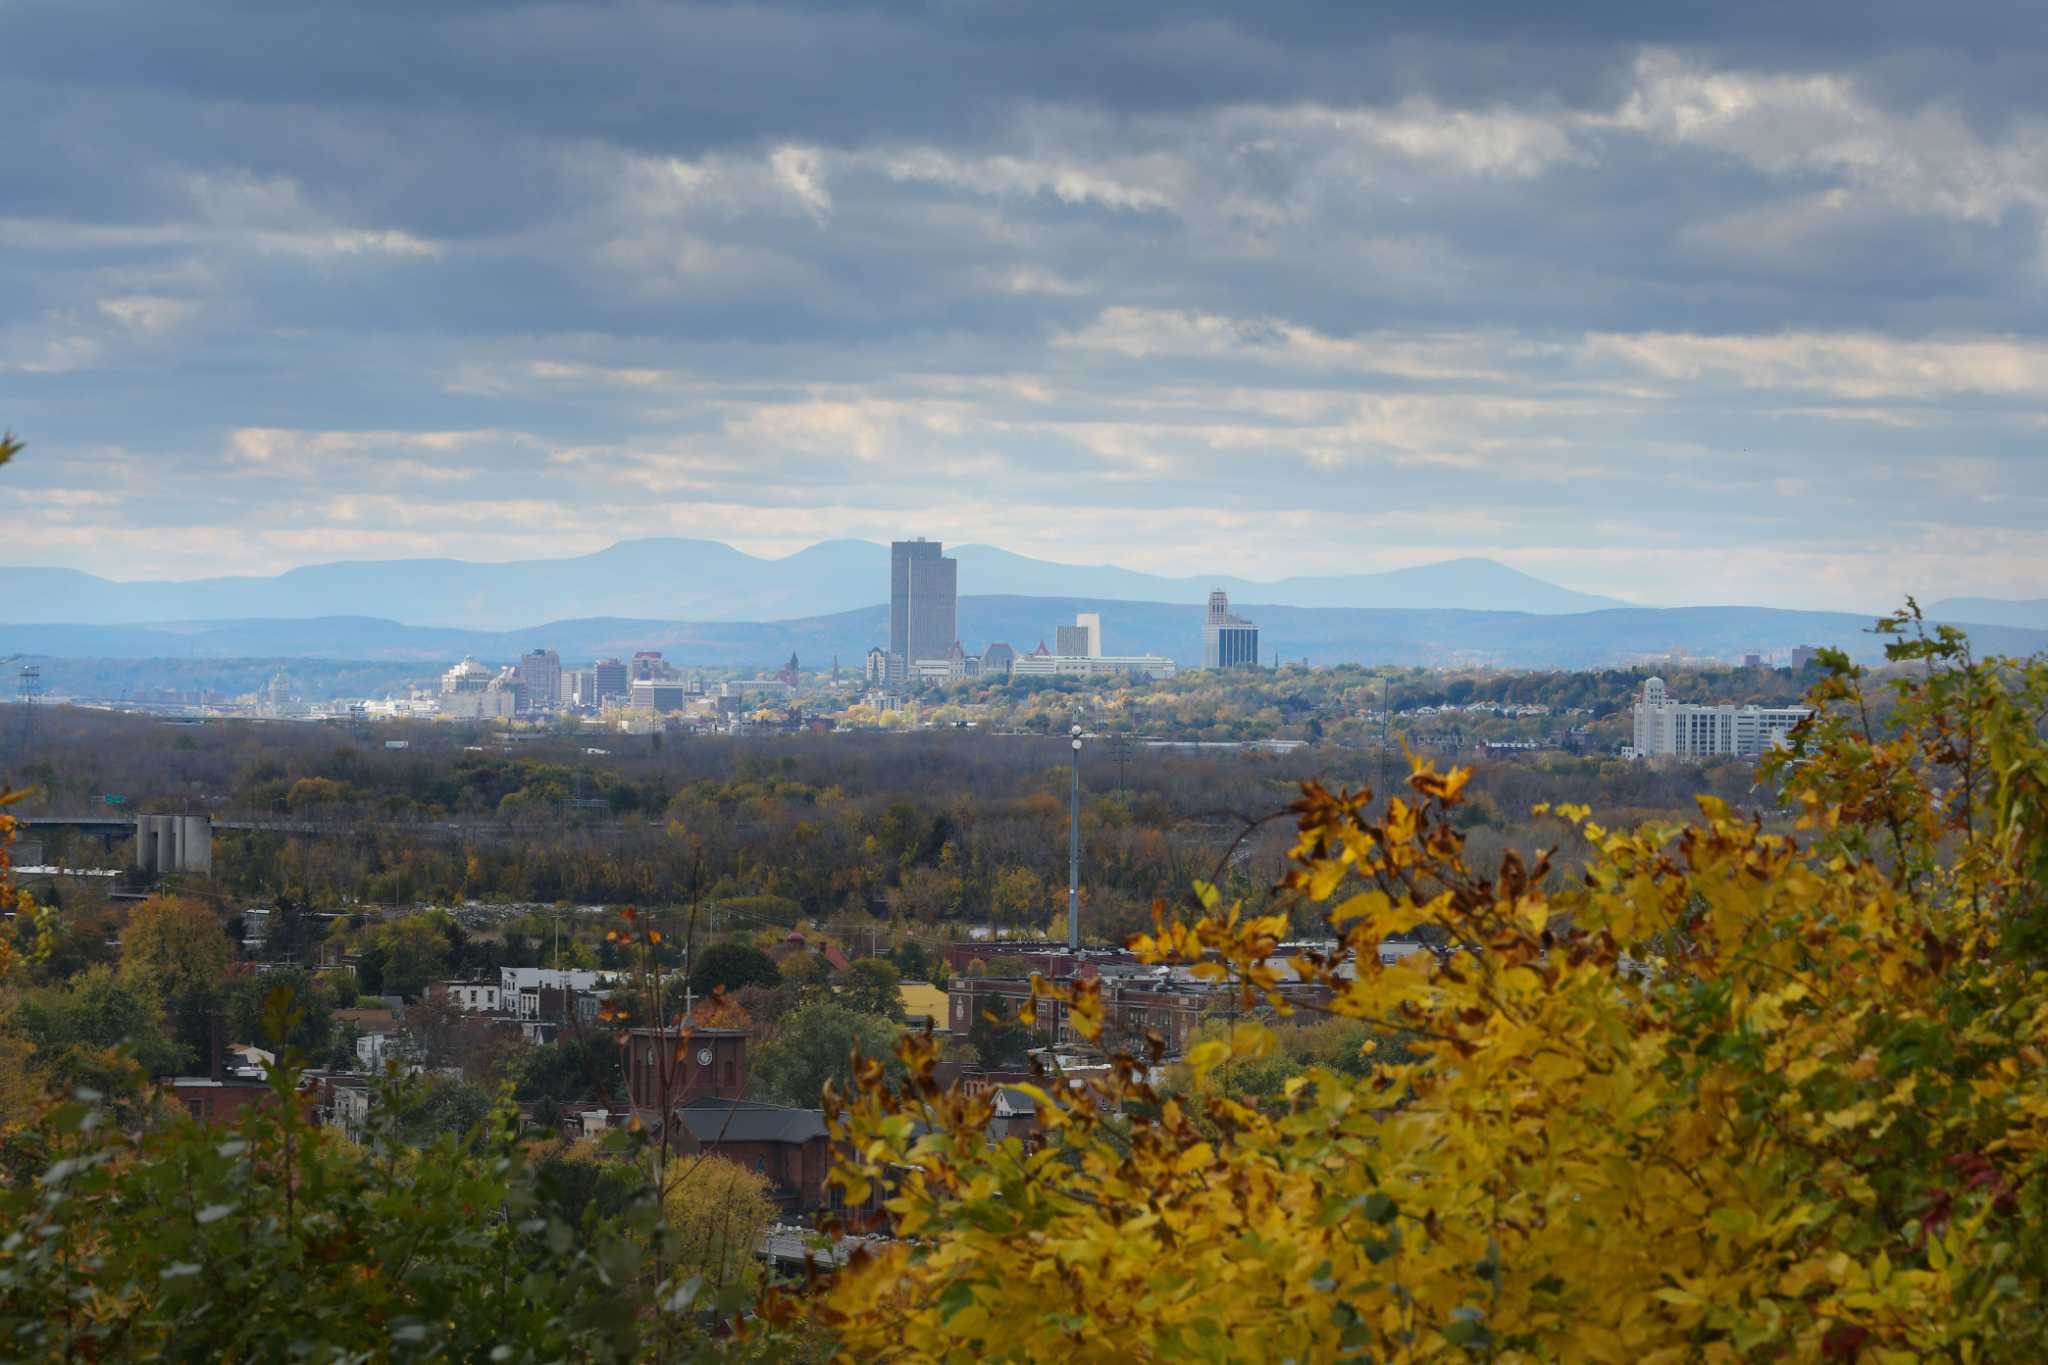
[1068,722,1084,954]
[15,664,40,759]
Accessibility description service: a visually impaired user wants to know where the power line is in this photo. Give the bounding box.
[1106,732,1134,795]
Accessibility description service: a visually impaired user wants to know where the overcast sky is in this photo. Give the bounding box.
[3,1,2045,610]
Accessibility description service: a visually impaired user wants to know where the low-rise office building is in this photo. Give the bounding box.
[1011,653,1176,679]
[629,679,692,712]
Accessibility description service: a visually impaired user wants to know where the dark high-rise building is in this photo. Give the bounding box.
[518,648,562,709]
[890,539,958,673]
[592,658,628,704]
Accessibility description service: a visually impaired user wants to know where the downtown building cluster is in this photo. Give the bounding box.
[866,538,1257,691]
[302,536,1268,729]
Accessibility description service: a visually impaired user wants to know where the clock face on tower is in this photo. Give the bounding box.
[696,1047,714,1067]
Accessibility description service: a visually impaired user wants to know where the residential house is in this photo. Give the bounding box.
[431,980,503,1013]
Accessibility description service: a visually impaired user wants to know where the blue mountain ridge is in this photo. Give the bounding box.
[0,539,1623,628]
[1927,597,2048,631]
[5,597,2046,681]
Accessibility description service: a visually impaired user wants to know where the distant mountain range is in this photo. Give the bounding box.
[0,539,1624,628]
[1928,597,2048,631]
[8,597,2048,693]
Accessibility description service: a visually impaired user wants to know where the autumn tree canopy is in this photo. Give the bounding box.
[818,612,2048,1360]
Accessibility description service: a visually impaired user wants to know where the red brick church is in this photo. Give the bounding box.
[625,1018,831,1213]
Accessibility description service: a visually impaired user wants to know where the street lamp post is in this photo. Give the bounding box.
[1069,723,1083,953]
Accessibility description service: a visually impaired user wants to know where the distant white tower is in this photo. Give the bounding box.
[265,670,291,716]
[1202,591,1259,669]
[1075,613,1102,658]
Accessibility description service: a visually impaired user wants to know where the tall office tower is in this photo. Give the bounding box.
[442,657,493,695]
[1202,591,1261,669]
[592,658,629,704]
[518,648,562,708]
[1057,613,1104,657]
[629,651,672,682]
[890,539,958,667]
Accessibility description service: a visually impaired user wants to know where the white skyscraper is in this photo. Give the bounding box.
[1202,591,1259,669]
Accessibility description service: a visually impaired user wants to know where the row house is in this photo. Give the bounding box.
[430,980,503,1012]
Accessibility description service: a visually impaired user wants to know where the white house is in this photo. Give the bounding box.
[356,1032,408,1069]
[437,980,503,1013]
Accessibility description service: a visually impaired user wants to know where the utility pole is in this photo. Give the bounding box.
[1068,723,1083,952]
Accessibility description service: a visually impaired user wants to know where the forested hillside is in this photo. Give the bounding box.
[12,705,1776,942]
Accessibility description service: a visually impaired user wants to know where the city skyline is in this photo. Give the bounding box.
[1,4,2044,611]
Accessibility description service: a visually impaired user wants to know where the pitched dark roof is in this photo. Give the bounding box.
[672,1095,827,1145]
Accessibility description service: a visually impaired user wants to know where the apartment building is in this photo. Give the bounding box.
[1628,677,1811,759]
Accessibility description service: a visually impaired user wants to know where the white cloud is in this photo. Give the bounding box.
[1607,50,2048,224]
[4,487,125,508]
[1055,306,1532,383]
[725,396,975,462]
[770,145,834,223]
[880,147,1174,211]
[1582,330,2048,400]
[325,494,564,528]
[227,428,525,480]
[259,228,439,258]
[1245,101,1588,179]
[181,170,443,257]
[0,329,101,374]
[983,266,1093,297]
[97,295,197,332]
